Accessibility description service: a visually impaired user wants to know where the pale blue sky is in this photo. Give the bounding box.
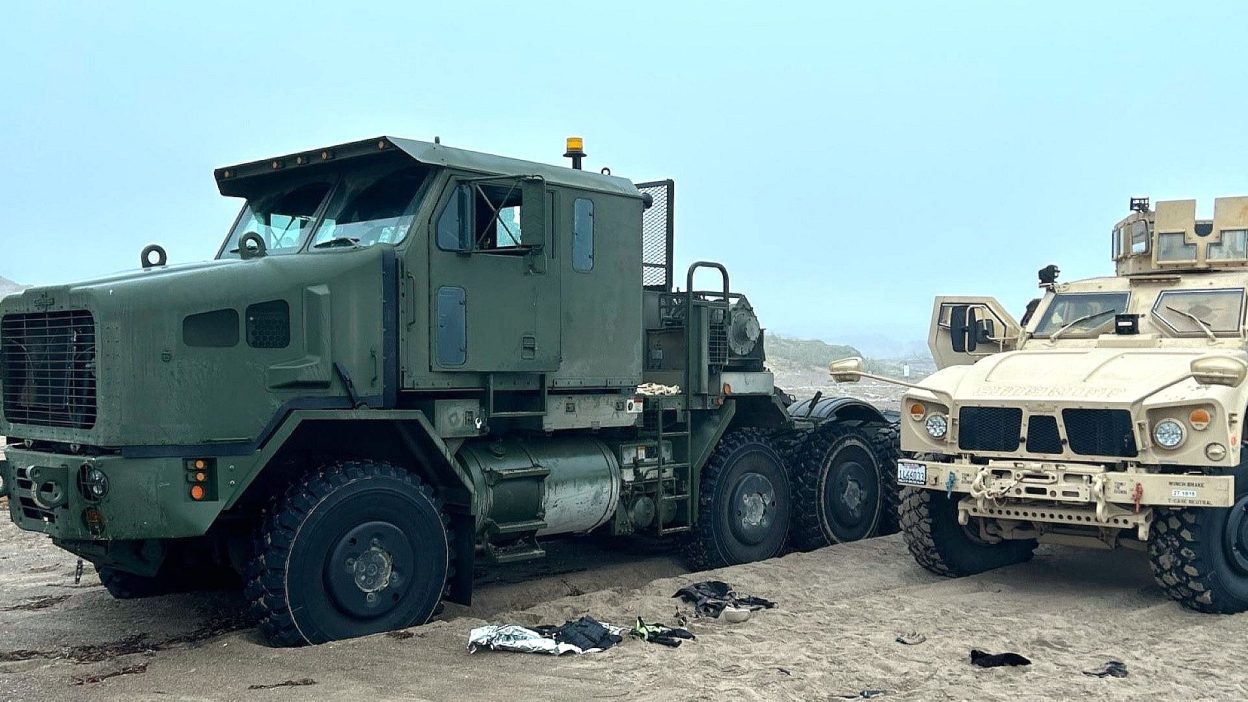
[3,1,1247,352]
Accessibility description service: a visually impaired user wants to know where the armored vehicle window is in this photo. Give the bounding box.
[1033,292,1129,338]
[573,198,594,272]
[1152,289,1244,336]
[220,182,332,258]
[310,166,430,249]
[1130,220,1149,254]
[1208,230,1248,260]
[1157,232,1197,262]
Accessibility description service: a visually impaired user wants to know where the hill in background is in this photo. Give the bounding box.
[0,276,24,298]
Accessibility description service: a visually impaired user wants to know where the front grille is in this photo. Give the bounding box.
[1,310,97,429]
[1063,408,1137,457]
[1026,415,1063,454]
[958,406,1022,452]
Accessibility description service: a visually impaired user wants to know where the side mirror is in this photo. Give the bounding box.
[949,305,970,352]
[829,357,866,383]
[976,318,995,344]
[1191,356,1248,387]
[520,176,546,249]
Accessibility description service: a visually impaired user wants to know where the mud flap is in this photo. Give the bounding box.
[445,511,475,606]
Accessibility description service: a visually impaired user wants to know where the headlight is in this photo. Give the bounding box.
[79,466,109,500]
[925,414,949,439]
[1153,419,1185,449]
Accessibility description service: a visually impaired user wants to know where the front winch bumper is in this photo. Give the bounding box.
[898,458,1236,539]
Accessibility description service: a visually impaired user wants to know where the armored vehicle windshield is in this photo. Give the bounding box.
[217,162,435,258]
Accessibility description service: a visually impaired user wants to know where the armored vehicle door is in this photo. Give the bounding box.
[427,176,560,372]
[929,296,1020,369]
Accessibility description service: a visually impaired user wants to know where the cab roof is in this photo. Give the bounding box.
[214,136,642,199]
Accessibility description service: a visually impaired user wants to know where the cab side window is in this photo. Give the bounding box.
[573,197,594,272]
[436,182,526,253]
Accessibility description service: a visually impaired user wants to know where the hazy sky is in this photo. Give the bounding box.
[3,1,1247,347]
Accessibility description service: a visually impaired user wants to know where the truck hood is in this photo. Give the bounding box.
[926,348,1248,406]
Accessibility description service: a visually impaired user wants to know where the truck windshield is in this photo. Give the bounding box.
[1033,292,1130,338]
[218,181,332,258]
[308,165,433,249]
[1152,288,1244,336]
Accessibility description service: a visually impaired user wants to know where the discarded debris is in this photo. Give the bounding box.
[1083,660,1128,678]
[72,663,149,685]
[469,617,623,655]
[247,679,318,690]
[895,632,926,645]
[630,618,696,648]
[970,649,1031,668]
[672,580,775,618]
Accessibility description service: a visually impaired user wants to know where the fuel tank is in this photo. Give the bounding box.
[458,437,621,537]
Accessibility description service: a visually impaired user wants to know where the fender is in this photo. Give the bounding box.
[788,395,898,426]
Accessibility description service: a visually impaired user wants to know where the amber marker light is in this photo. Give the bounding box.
[194,459,207,470]
[1189,408,1212,431]
[190,485,206,501]
[909,403,926,421]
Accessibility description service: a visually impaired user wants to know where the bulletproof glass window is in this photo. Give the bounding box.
[220,182,331,258]
[1111,226,1122,259]
[1208,230,1248,261]
[1152,289,1244,336]
[310,166,430,249]
[1130,220,1150,254]
[1033,292,1130,338]
[1156,232,1197,262]
[573,198,594,272]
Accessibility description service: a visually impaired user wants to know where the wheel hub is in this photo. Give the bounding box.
[351,546,394,593]
[325,521,412,619]
[731,472,777,546]
[823,453,875,532]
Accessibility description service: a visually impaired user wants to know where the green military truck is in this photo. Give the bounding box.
[0,136,898,645]
[834,196,1248,614]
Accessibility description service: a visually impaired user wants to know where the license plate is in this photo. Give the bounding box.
[897,460,927,486]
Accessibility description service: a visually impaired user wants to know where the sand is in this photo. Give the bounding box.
[3,504,1248,701]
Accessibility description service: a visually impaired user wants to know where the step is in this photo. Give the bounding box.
[487,542,547,564]
[492,518,548,536]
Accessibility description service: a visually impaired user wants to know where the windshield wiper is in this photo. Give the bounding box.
[1165,305,1217,340]
[1048,309,1118,341]
[311,237,361,250]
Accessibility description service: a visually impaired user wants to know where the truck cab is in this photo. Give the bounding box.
[0,136,899,645]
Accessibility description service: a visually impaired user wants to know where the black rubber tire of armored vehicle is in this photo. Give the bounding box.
[246,461,450,647]
[686,428,792,569]
[788,423,895,551]
[899,486,1037,576]
[1149,461,1248,613]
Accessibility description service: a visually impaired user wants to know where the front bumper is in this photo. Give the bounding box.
[898,457,1236,538]
[3,448,234,541]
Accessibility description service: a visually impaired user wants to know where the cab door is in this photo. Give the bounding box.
[428,176,561,373]
[929,296,1021,369]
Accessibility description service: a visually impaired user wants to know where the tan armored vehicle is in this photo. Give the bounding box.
[834,196,1248,613]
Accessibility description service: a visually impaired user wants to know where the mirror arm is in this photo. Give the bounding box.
[832,370,956,407]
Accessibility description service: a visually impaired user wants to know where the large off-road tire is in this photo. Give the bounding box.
[788,423,894,551]
[872,422,902,535]
[246,461,449,646]
[1149,461,1248,613]
[686,428,792,570]
[899,486,1037,576]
